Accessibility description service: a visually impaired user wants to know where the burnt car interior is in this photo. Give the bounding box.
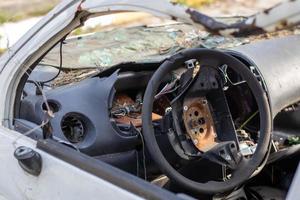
[12,11,300,200]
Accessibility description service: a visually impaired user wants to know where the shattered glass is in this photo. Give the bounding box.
[39,19,299,87]
[41,23,249,70]
[41,16,300,71]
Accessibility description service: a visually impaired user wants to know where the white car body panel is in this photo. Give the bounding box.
[0,0,299,199]
[0,127,143,200]
[81,0,194,23]
[0,1,188,199]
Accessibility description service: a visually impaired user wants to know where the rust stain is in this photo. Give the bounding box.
[183,97,217,151]
[112,94,161,127]
[115,113,161,127]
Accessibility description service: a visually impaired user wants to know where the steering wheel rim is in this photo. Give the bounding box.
[142,48,272,194]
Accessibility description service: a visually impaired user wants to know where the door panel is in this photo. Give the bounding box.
[0,127,142,200]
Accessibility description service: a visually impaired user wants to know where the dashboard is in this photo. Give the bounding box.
[15,60,300,179]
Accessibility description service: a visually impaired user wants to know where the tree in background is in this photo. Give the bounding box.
[173,0,215,8]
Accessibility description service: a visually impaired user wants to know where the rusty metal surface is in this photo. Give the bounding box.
[112,94,161,127]
[183,97,217,152]
[114,113,161,127]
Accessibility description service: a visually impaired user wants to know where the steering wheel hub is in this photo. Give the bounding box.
[142,48,272,194]
[183,97,217,152]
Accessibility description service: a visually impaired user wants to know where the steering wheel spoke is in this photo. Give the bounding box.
[142,48,272,194]
[202,141,243,170]
[170,61,240,153]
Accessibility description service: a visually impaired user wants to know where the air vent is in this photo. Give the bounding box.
[42,100,60,113]
[61,114,86,143]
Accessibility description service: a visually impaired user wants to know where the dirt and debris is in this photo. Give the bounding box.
[50,69,100,88]
[247,26,300,42]
[42,24,204,69]
[111,94,162,127]
[49,22,300,87]
[18,0,296,87]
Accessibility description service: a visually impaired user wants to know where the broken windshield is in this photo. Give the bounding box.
[40,0,300,70]
[40,15,250,70]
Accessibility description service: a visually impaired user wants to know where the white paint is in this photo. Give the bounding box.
[0,127,143,200]
[0,0,299,199]
[0,1,184,199]
[245,0,300,31]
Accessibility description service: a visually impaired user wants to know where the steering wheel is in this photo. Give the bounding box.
[142,49,272,194]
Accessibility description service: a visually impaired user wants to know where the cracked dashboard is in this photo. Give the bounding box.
[18,68,167,156]
[17,60,300,159]
[15,37,300,180]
